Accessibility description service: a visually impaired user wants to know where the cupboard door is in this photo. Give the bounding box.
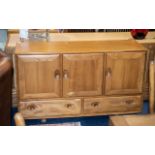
[105,52,145,95]
[17,54,61,99]
[63,53,103,97]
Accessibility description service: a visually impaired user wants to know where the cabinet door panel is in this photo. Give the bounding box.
[17,54,61,99]
[63,53,103,97]
[105,52,145,95]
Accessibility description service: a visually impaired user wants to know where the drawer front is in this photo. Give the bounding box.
[19,99,81,118]
[84,96,142,114]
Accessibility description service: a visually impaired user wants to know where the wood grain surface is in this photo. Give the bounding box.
[15,40,146,54]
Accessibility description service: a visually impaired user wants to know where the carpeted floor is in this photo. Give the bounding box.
[11,100,149,126]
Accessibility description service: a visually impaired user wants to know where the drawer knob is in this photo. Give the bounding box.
[66,104,72,108]
[26,104,37,110]
[91,102,99,107]
[125,100,134,105]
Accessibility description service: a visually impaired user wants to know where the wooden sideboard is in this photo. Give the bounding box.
[8,32,155,107]
[15,40,146,119]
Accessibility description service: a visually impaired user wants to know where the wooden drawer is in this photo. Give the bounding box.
[19,99,81,118]
[83,96,142,114]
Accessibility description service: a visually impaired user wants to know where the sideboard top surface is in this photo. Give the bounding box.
[15,40,146,54]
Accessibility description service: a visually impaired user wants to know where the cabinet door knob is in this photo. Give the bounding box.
[54,69,61,80]
[63,70,69,79]
[106,68,112,77]
[91,102,99,107]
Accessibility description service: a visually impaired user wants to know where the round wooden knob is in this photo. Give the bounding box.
[27,104,37,110]
[54,69,60,80]
[125,100,134,105]
[91,102,99,107]
[66,104,72,108]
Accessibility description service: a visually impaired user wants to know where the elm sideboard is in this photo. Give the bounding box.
[15,40,146,119]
